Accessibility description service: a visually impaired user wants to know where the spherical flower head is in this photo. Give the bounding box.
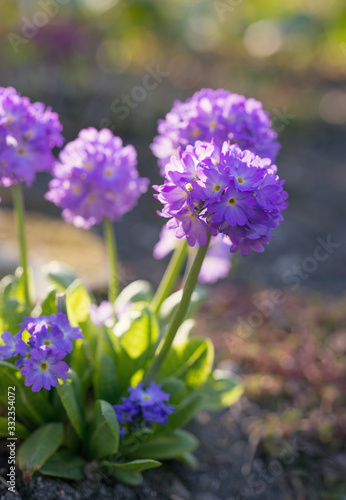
[151,88,280,172]
[0,87,63,187]
[46,128,149,229]
[154,141,288,256]
[21,346,69,392]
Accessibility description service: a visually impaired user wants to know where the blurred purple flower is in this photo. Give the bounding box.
[89,301,114,326]
[0,87,63,186]
[46,128,149,229]
[113,382,174,437]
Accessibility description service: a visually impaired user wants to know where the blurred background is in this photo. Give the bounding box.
[0,0,345,294]
[0,2,346,498]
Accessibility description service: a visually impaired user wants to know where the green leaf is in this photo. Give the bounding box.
[0,369,55,428]
[102,465,143,485]
[113,305,159,394]
[0,417,29,439]
[126,429,198,460]
[56,371,85,439]
[107,459,161,473]
[199,375,244,411]
[88,400,119,460]
[70,339,94,392]
[159,287,207,326]
[165,392,205,431]
[32,286,57,317]
[1,299,29,334]
[40,450,86,480]
[115,280,153,311]
[160,378,187,405]
[174,318,196,345]
[93,353,119,404]
[66,280,91,325]
[18,423,64,480]
[158,337,214,388]
[43,261,77,290]
[176,452,199,470]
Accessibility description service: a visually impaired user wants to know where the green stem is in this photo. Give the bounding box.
[143,234,210,386]
[12,183,30,308]
[103,217,118,304]
[151,240,188,315]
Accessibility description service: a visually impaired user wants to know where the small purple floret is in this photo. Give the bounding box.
[21,347,69,392]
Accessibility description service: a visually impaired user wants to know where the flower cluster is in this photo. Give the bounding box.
[154,141,288,256]
[151,88,280,171]
[46,128,149,229]
[154,226,232,284]
[0,314,83,392]
[114,382,174,437]
[0,87,63,187]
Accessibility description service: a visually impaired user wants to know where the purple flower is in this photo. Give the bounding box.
[89,301,114,326]
[142,402,174,425]
[113,382,174,437]
[29,323,65,351]
[21,313,82,354]
[0,331,27,360]
[46,313,83,353]
[21,347,69,392]
[46,128,149,229]
[154,141,288,256]
[114,401,141,423]
[0,87,63,187]
[151,88,280,172]
[128,382,170,406]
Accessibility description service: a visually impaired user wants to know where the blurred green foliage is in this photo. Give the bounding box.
[0,0,345,145]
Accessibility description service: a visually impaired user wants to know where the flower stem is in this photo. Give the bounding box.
[143,234,210,386]
[12,183,30,308]
[103,217,118,304]
[151,240,188,315]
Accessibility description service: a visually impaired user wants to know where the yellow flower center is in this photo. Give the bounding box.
[228,197,236,206]
[87,194,96,203]
[229,115,235,122]
[39,362,49,371]
[18,148,25,155]
[43,340,51,346]
[85,162,93,171]
[209,121,217,131]
[237,177,244,184]
[213,184,221,192]
[192,129,200,138]
[73,185,82,194]
[105,168,113,178]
